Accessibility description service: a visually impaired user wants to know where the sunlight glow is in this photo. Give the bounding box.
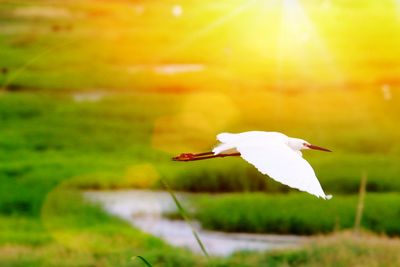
[159,0,259,60]
[172,5,183,17]
[381,84,392,101]
[276,0,344,88]
[91,0,400,92]
[152,93,238,153]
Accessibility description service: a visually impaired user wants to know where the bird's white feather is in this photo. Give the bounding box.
[213,133,237,154]
[215,132,331,199]
[216,133,237,144]
[212,143,235,155]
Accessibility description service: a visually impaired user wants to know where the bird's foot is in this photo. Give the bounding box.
[172,153,194,161]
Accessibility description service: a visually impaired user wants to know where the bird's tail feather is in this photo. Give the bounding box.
[212,143,234,155]
[214,133,237,155]
[216,132,236,143]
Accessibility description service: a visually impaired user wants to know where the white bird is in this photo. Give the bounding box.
[173,131,332,200]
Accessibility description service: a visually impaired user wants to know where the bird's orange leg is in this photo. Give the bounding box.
[172,152,241,161]
[172,152,213,161]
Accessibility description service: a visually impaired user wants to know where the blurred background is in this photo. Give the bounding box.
[1,0,400,266]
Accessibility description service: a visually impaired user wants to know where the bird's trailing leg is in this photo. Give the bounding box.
[172,151,213,160]
[172,151,241,161]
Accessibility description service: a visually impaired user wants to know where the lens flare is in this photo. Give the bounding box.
[157,0,259,61]
[275,0,344,88]
[123,164,160,188]
[152,92,239,154]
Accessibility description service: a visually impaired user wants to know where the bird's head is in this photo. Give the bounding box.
[288,138,332,152]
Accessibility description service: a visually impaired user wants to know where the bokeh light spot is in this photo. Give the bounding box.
[123,163,159,189]
[172,5,183,17]
[152,92,239,154]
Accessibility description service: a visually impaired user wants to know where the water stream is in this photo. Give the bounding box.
[85,190,307,256]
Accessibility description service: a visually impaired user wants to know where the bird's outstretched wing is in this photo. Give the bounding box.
[236,141,331,199]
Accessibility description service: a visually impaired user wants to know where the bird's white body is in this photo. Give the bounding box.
[213,131,332,200]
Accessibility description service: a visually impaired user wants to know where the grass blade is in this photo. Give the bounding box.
[1,41,76,91]
[161,179,210,258]
[133,256,153,267]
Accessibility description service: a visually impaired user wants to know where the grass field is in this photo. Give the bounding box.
[2,186,400,266]
[1,91,400,217]
[185,193,400,235]
[1,0,400,266]
[4,210,400,267]
[1,90,399,266]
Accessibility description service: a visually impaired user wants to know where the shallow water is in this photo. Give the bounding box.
[72,91,107,102]
[85,190,307,256]
[125,64,205,75]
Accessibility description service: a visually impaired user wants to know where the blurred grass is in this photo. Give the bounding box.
[187,193,400,235]
[1,188,204,267]
[2,0,400,91]
[0,90,400,217]
[2,188,400,266]
[228,232,400,267]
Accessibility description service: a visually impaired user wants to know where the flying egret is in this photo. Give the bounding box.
[173,131,332,199]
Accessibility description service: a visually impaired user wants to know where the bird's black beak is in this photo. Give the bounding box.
[306,144,332,152]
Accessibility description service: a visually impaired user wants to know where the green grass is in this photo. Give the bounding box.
[227,232,400,267]
[0,92,176,216]
[3,188,400,266]
[0,90,400,218]
[187,193,400,235]
[0,188,204,267]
